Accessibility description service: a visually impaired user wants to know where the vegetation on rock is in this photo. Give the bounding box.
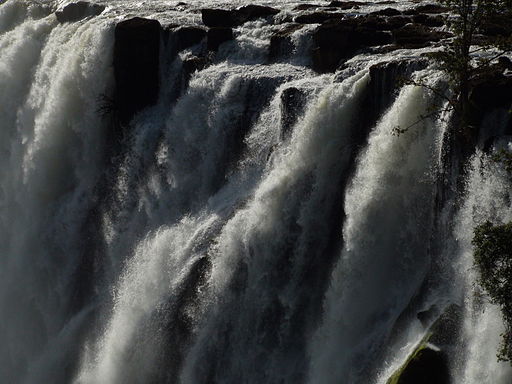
[386,337,450,384]
[473,221,512,362]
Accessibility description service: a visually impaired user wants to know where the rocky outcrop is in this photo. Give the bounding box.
[312,17,393,72]
[55,1,105,23]
[173,26,206,51]
[392,23,450,48]
[207,27,234,51]
[280,87,307,138]
[182,56,210,82]
[480,13,512,37]
[328,1,366,9]
[387,345,450,384]
[371,7,402,16]
[411,4,450,14]
[310,8,453,73]
[201,5,279,28]
[294,12,344,24]
[201,9,234,28]
[114,17,161,125]
[387,304,460,384]
[412,13,445,27]
[469,63,512,134]
[269,24,303,62]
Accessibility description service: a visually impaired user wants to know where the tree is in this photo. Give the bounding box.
[433,0,512,134]
[472,221,512,362]
[396,0,512,137]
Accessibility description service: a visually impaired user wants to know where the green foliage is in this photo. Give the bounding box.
[394,0,512,135]
[473,221,512,362]
[437,0,512,129]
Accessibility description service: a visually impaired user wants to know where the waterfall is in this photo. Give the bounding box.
[451,151,512,384]
[2,1,512,383]
[0,3,114,382]
[308,70,445,384]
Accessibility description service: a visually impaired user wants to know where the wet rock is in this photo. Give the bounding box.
[371,7,402,16]
[480,13,512,37]
[269,24,303,62]
[393,23,450,48]
[201,5,279,28]
[412,13,445,27]
[294,12,344,24]
[413,4,450,14]
[385,16,413,30]
[182,55,210,82]
[387,346,450,384]
[416,305,439,328]
[207,27,234,51]
[293,4,321,11]
[364,59,427,123]
[499,56,512,70]
[55,1,105,23]
[328,0,366,9]
[173,26,206,51]
[470,64,512,121]
[428,304,462,347]
[312,18,392,72]
[201,9,234,28]
[235,5,280,23]
[280,87,307,138]
[114,17,161,124]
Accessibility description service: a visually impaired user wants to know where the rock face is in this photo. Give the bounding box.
[371,7,402,16]
[201,9,234,28]
[182,56,209,82]
[387,346,450,384]
[312,18,393,72]
[469,64,512,130]
[280,87,307,138]
[201,5,279,28]
[173,26,206,51]
[387,304,460,384]
[55,1,105,23]
[207,27,234,51]
[294,12,344,24]
[480,13,512,37]
[269,24,303,62]
[393,23,449,48]
[114,17,161,125]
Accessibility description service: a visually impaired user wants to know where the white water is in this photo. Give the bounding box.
[2,1,512,383]
[452,151,512,384]
[308,71,444,384]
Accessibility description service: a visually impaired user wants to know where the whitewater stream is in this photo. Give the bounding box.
[1,0,512,383]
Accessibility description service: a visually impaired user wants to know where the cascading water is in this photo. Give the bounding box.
[2,1,512,383]
[308,70,445,384]
[451,151,512,384]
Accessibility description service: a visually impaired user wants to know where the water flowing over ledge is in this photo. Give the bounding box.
[1,1,512,383]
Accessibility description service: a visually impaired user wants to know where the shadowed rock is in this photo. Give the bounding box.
[328,0,366,9]
[371,7,402,16]
[174,26,206,51]
[114,17,161,125]
[294,12,344,24]
[269,24,303,62]
[55,1,105,23]
[201,5,279,28]
[388,347,450,384]
[280,87,307,138]
[312,18,392,72]
[207,27,234,51]
[393,23,450,48]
